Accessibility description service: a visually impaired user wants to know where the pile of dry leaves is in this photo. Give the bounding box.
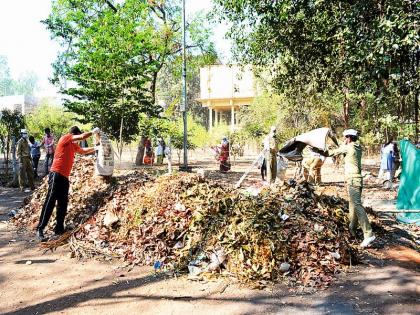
[13,156,150,235]
[14,157,359,288]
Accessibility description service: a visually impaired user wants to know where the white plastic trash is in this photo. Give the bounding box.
[188,265,203,277]
[277,156,288,181]
[207,249,227,271]
[94,132,114,176]
[279,262,290,272]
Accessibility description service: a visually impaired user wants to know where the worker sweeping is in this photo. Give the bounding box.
[263,126,279,184]
[36,126,100,242]
[322,129,376,248]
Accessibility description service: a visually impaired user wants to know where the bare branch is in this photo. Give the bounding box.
[104,0,117,13]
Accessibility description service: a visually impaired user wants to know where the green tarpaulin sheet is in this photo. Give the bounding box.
[396,140,420,225]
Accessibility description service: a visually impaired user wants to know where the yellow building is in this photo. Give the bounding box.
[197,65,256,131]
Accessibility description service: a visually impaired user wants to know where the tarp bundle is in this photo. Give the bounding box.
[279,128,337,161]
[396,140,420,225]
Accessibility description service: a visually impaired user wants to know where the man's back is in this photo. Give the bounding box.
[50,134,83,178]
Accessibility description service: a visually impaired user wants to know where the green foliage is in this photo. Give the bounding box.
[238,93,281,139]
[168,115,200,151]
[214,0,420,144]
[138,114,202,151]
[229,129,247,158]
[0,109,25,166]
[44,1,219,145]
[238,88,343,145]
[0,56,14,96]
[25,101,85,140]
[0,55,38,96]
[186,115,210,148]
[0,109,24,139]
[359,131,380,153]
[156,11,219,126]
[44,0,164,143]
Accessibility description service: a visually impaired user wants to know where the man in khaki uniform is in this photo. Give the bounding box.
[263,126,279,184]
[17,129,35,191]
[327,129,375,248]
[302,147,325,185]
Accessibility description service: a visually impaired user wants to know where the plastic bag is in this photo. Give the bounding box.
[94,133,114,176]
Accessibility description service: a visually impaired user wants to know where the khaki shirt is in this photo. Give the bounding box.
[328,142,362,179]
[17,138,31,160]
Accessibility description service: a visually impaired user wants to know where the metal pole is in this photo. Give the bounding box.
[181,0,188,170]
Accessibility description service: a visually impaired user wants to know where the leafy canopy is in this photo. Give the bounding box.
[214,0,419,141]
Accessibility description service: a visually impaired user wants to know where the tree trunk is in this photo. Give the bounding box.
[4,135,10,176]
[343,87,350,128]
[360,98,366,134]
[151,71,158,105]
[135,136,147,166]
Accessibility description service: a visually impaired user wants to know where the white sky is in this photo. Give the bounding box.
[0,0,231,94]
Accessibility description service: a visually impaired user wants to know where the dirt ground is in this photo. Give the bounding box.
[0,154,419,315]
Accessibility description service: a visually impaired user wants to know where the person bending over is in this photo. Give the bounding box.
[36,126,100,241]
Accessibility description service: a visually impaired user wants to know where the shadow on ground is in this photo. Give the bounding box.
[0,237,418,315]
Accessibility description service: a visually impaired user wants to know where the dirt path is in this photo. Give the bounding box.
[0,160,419,315]
[1,223,418,315]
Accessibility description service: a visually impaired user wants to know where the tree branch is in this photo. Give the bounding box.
[105,0,117,13]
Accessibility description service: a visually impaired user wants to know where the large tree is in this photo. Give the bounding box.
[43,0,164,143]
[44,0,217,163]
[214,0,419,140]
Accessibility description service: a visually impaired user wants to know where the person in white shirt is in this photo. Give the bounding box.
[156,138,165,165]
[378,139,396,188]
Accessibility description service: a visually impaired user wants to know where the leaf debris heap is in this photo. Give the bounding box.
[14,157,359,287]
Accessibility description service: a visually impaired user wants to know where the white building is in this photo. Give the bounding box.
[197,65,257,131]
[0,95,39,115]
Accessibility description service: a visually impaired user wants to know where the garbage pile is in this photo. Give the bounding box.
[14,157,358,288]
[96,177,358,288]
[13,156,150,233]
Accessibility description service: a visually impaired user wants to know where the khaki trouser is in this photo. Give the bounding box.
[303,157,324,184]
[265,153,277,183]
[347,177,373,239]
[19,157,34,189]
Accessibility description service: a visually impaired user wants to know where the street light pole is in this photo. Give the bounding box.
[180,0,189,171]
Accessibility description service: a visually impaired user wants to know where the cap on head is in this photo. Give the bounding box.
[20,129,28,134]
[69,126,82,135]
[343,129,358,137]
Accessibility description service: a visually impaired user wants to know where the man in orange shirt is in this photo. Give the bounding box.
[36,126,100,241]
